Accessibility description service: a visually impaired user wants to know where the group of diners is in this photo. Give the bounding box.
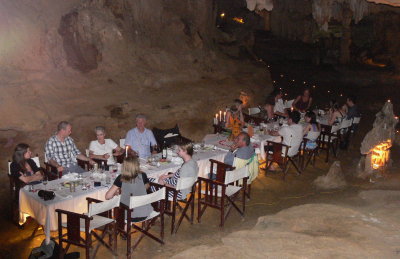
[262,87,359,126]
[9,114,199,204]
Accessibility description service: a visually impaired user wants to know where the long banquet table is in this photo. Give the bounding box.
[19,148,228,244]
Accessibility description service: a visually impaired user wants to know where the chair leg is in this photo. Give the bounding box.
[325,143,330,163]
[171,201,176,235]
[220,197,225,228]
[126,227,132,259]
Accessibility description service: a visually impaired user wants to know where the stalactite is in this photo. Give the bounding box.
[312,0,369,31]
[246,0,273,12]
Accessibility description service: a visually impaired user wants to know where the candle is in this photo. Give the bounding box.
[223,111,226,122]
[219,110,222,122]
[214,114,218,125]
[125,146,129,158]
[291,107,293,112]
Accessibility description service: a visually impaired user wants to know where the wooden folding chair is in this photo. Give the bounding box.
[151,176,198,234]
[56,196,120,259]
[233,154,259,199]
[264,141,303,179]
[319,124,340,162]
[115,187,166,259]
[197,166,248,227]
[208,159,235,183]
[77,158,92,171]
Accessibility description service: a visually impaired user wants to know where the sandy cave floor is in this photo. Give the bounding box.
[1,62,400,258]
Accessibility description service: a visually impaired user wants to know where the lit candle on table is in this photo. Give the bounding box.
[214,113,218,125]
[291,107,293,112]
[125,146,129,158]
[219,110,222,122]
[223,111,226,122]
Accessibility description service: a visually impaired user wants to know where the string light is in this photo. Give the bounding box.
[220,13,225,18]
[303,81,306,84]
[292,79,295,82]
[280,74,284,78]
[313,85,316,88]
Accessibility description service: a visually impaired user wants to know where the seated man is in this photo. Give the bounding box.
[125,114,157,159]
[269,111,303,157]
[45,121,95,174]
[224,132,255,166]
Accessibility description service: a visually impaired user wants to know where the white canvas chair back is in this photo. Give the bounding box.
[176,176,197,191]
[248,107,261,115]
[233,155,259,184]
[129,187,166,209]
[305,131,320,141]
[88,195,121,217]
[224,166,248,185]
[284,99,295,109]
[31,156,40,168]
[120,139,125,148]
[331,124,341,133]
[352,117,361,124]
[340,118,353,129]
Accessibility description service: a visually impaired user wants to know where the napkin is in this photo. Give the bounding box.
[62,173,79,181]
[164,133,179,138]
[55,191,72,200]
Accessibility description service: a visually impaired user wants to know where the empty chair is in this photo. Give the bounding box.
[56,196,120,259]
[197,165,248,227]
[115,187,166,259]
[319,124,340,162]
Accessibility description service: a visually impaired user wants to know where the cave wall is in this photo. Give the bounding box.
[0,0,270,169]
[268,0,400,68]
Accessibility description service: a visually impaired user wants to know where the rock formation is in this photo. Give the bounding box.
[173,190,400,258]
[0,0,270,168]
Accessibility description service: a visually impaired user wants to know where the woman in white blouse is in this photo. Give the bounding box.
[89,126,123,165]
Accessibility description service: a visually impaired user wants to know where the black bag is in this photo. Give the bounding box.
[29,238,79,259]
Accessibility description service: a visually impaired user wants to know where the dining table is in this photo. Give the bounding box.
[19,172,114,244]
[19,145,228,244]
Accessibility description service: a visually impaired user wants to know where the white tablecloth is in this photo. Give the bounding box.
[19,173,110,244]
[140,149,227,179]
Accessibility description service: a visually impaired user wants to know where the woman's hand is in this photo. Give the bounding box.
[103,153,110,160]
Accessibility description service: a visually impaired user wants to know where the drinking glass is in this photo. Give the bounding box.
[42,176,48,191]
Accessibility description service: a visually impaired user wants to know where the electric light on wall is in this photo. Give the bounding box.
[220,13,225,18]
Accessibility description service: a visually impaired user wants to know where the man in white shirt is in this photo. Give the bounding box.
[125,114,158,159]
[270,111,303,157]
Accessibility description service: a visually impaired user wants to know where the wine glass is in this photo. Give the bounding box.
[43,176,48,191]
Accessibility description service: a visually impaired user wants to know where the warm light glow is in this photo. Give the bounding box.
[232,17,245,24]
[388,99,391,103]
[292,79,295,82]
[371,140,391,170]
[220,13,225,18]
[313,85,316,88]
[280,74,284,78]
[327,90,330,93]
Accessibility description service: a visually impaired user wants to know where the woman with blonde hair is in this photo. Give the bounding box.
[105,157,152,221]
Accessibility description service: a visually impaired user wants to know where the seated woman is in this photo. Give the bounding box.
[152,142,198,200]
[89,126,123,166]
[293,88,313,113]
[303,111,320,150]
[10,143,43,189]
[264,89,287,120]
[105,157,153,222]
[328,103,346,125]
[225,101,244,128]
[225,105,244,139]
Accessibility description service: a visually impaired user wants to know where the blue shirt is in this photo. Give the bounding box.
[125,128,157,158]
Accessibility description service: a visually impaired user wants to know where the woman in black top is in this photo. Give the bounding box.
[10,143,43,187]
